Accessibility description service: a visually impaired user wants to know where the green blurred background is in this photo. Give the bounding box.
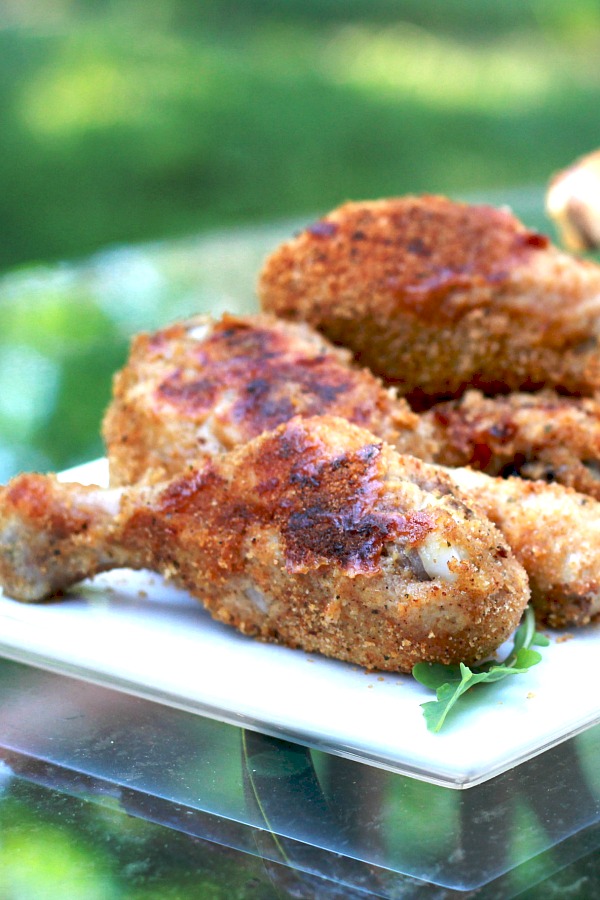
[2,3,600,895]
[1,0,600,479]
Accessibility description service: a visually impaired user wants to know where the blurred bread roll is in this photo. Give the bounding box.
[547,149,600,252]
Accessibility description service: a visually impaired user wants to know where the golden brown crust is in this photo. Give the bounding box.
[426,389,600,500]
[100,307,600,632]
[448,466,600,628]
[257,195,600,406]
[103,312,437,485]
[114,417,530,670]
[0,417,529,671]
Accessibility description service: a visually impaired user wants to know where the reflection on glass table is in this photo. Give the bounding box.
[2,657,600,899]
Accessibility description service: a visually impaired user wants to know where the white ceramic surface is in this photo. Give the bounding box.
[0,458,597,788]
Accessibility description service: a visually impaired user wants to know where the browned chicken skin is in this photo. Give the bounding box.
[6,193,600,669]
[425,389,600,501]
[105,312,600,501]
[0,417,529,672]
[103,312,436,485]
[257,195,600,407]
[101,313,600,627]
[450,467,600,628]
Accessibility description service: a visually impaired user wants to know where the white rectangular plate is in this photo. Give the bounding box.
[1,458,599,789]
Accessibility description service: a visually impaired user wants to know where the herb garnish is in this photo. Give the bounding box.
[412,606,550,733]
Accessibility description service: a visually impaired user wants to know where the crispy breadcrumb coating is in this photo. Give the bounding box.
[0,417,529,672]
[103,312,437,485]
[257,195,600,407]
[449,467,600,628]
[102,313,600,628]
[426,390,600,500]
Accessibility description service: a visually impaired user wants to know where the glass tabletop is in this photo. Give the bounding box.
[2,656,600,899]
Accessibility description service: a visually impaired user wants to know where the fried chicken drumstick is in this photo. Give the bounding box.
[103,312,436,486]
[451,467,600,628]
[102,313,600,627]
[0,417,529,673]
[257,195,600,407]
[105,312,600,501]
[425,389,600,501]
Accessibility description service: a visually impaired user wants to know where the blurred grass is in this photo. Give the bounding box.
[2,5,600,892]
[1,0,600,476]
[0,223,281,475]
[1,0,600,271]
[0,774,281,899]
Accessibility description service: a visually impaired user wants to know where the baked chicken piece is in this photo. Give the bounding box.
[451,467,600,628]
[425,389,600,501]
[105,312,600,500]
[102,312,600,626]
[0,416,529,673]
[103,312,437,485]
[257,195,600,407]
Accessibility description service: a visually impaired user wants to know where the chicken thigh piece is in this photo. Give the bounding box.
[257,195,600,407]
[0,416,528,673]
[449,466,600,628]
[103,312,437,485]
[425,390,600,501]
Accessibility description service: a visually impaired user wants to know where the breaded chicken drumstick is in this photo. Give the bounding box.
[425,389,600,501]
[0,417,528,673]
[101,314,600,627]
[103,312,437,486]
[105,313,600,501]
[451,467,600,629]
[257,195,600,407]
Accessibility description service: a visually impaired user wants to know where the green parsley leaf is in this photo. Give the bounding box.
[412,606,548,733]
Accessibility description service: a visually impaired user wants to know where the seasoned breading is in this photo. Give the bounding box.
[449,467,600,628]
[426,389,600,500]
[257,195,600,407]
[0,417,529,673]
[101,312,600,628]
[103,312,437,485]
